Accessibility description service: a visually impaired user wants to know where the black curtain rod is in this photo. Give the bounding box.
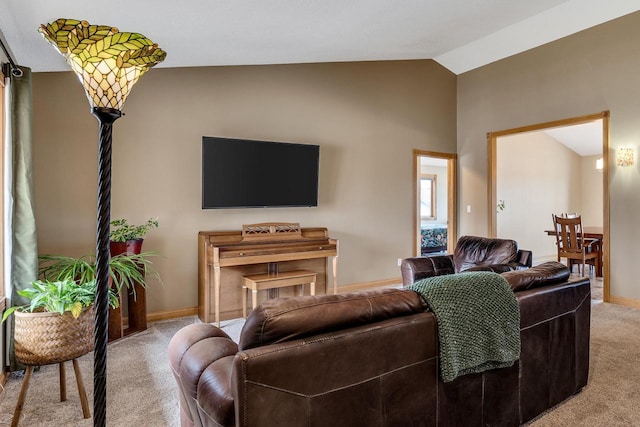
[0,34,23,77]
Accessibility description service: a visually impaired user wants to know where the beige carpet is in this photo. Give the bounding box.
[0,282,637,426]
[0,317,243,426]
[528,299,640,426]
[588,274,603,303]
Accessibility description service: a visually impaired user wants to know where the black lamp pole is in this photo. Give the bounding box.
[91,106,122,427]
[38,19,165,427]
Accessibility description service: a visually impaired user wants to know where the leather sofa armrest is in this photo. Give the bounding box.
[400,255,455,286]
[516,249,533,268]
[515,276,591,421]
[502,261,569,292]
[168,323,239,427]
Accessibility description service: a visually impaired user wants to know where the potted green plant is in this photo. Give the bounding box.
[37,252,162,341]
[2,278,119,364]
[38,252,161,297]
[109,217,158,255]
[2,278,119,422]
[3,278,119,321]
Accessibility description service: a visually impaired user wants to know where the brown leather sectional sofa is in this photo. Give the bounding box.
[169,252,590,426]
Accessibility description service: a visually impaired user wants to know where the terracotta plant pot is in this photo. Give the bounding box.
[110,238,143,256]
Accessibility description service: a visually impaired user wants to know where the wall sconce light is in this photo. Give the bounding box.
[616,147,635,167]
[595,157,604,171]
[38,18,165,427]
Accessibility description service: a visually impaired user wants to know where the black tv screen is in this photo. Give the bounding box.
[202,136,320,209]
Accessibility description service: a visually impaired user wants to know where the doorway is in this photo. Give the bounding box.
[413,150,457,257]
[487,111,610,301]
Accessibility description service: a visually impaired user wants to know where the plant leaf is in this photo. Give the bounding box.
[2,306,21,322]
[70,302,83,318]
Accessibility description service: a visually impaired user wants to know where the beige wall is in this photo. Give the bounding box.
[496,132,582,262]
[581,154,604,226]
[32,60,457,314]
[458,11,640,300]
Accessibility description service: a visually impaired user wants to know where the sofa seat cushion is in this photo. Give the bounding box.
[501,261,570,292]
[454,235,518,272]
[239,288,425,351]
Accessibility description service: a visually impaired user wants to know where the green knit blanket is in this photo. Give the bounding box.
[407,271,520,383]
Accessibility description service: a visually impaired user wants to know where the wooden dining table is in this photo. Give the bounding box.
[545,226,603,277]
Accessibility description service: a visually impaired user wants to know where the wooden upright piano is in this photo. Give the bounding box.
[198,223,339,324]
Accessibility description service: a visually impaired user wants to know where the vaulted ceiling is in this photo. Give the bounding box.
[0,0,638,75]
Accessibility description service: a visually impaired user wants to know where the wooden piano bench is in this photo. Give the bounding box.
[242,269,317,318]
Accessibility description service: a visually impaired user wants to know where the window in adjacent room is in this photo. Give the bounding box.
[420,174,436,220]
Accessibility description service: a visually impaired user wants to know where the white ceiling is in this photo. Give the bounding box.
[0,0,639,74]
[544,121,603,157]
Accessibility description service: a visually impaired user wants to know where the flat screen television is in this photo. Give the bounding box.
[202,136,320,209]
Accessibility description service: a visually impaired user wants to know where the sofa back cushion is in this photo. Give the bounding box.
[239,288,425,351]
[454,235,518,272]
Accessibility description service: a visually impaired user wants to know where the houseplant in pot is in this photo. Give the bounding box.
[38,252,161,298]
[38,251,162,340]
[3,278,119,421]
[109,217,159,255]
[3,279,120,363]
[108,217,160,339]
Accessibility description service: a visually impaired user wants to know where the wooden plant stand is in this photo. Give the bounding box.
[108,240,148,342]
[11,308,94,426]
[12,360,90,427]
[108,280,147,342]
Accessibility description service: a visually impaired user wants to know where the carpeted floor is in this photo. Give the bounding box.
[0,277,635,426]
[0,317,243,426]
[528,299,640,426]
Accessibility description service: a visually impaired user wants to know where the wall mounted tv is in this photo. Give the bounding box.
[202,136,320,209]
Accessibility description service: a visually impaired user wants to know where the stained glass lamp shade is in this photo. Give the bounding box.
[38,18,166,110]
[38,18,165,427]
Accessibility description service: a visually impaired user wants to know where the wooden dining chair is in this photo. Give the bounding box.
[552,214,600,276]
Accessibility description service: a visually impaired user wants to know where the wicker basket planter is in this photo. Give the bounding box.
[14,305,95,366]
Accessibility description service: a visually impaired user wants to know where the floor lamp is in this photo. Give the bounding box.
[38,19,165,427]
